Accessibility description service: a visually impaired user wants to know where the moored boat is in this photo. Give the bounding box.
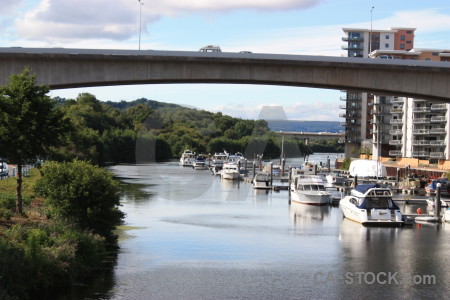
[290,169,330,205]
[179,149,195,167]
[252,173,271,189]
[340,184,403,226]
[221,162,240,180]
[193,154,208,170]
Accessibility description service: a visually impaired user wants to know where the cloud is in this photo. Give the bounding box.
[14,0,322,42]
[0,0,22,14]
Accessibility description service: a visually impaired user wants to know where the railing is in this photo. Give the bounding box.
[430,152,446,159]
[389,140,402,145]
[390,129,403,135]
[430,140,445,146]
[390,98,404,104]
[431,116,446,122]
[413,118,431,124]
[342,45,363,50]
[390,119,403,124]
[412,129,430,135]
[413,107,431,113]
[412,151,430,158]
[431,104,447,111]
[340,96,362,101]
[390,108,403,114]
[412,140,430,146]
[430,128,446,134]
[389,150,402,156]
[342,36,364,42]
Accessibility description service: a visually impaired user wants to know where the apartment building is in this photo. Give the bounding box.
[340,27,416,158]
[370,49,450,162]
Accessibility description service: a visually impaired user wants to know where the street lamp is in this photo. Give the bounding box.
[138,0,144,50]
[369,6,374,57]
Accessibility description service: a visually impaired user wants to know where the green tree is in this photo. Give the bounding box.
[35,160,124,243]
[0,69,69,214]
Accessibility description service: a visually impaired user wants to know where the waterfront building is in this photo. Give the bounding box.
[340,27,416,158]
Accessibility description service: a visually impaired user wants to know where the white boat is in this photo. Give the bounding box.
[252,173,271,189]
[209,152,228,175]
[289,169,330,206]
[179,149,195,167]
[444,209,450,223]
[325,171,345,185]
[340,184,404,226]
[426,198,448,207]
[0,162,8,177]
[348,159,387,178]
[193,154,208,170]
[221,162,240,180]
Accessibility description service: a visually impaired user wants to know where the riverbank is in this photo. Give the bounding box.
[0,164,122,300]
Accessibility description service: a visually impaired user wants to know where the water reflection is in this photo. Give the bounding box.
[290,202,330,225]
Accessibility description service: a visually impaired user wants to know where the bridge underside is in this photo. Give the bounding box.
[0,49,450,102]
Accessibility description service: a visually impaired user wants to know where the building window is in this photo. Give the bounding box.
[406,31,412,34]
[401,35,405,40]
[425,58,431,61]
[406,41,411,44]
[400,44,405,49]
[432,52,439,56]
[385,35,390,39]
[385,43,389,48]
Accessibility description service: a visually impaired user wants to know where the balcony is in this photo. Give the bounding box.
[390,119,403,124]
[431,116,446,122]
[430,128,446,134]
[412,151,430,158]
[412,129,430,135]
[340,96,362,101]
[345,137,361,143]
[430,152,445,159]
[342,45,363,50]
[390,108,403,114]
[342,36,364,42]
[413,107,432,113]
[431,104,447,111]
[413,118,431,124]
[412,140,430,146]
[430,140,446,146]
[390,98,404,104]
[389,140,403,146]
[390,129,403,135]
[374,99,390,106]
[389,150,402,157]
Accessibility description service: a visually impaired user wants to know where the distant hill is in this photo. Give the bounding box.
[267,120,342,133]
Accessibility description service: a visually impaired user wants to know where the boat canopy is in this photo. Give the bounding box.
[349,159,387,178]
[353,184,380,195]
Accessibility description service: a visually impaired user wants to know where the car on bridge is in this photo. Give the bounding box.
[199,45,222,52]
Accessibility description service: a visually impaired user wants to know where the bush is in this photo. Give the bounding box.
[35,160,124,244]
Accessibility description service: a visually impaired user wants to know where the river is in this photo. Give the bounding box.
[75,153,450,300]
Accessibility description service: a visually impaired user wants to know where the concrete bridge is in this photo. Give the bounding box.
[1,47,450,101]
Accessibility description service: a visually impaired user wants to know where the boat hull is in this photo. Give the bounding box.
[221,172,240,180]
[340,198,404,226]
[290,191,330,206]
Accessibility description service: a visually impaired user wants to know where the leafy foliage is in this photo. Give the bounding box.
[35,160,124,243]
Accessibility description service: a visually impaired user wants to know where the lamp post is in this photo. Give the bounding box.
[369,6,374,57]
[138,0,144,50]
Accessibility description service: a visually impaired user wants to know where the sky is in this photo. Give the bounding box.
[1,0,450,121]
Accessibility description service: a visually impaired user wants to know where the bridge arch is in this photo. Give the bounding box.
[1,48,450,101]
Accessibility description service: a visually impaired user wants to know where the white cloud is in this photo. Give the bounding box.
[0,0,22,14]
[13,0,322,42]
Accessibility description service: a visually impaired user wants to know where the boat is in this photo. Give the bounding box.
[209,152,228,175]
[425,178,450,195]
[193,154,208,170]
[348,159,387,178]
[221,162,240,180]
[425,198,448,207]
[179,149,195,167]
[339,184,404,226]
[289,169,331,205]
[252,173,271,189]
[398,176,421,192]
[325,171,346,185]
[0,162,8,177]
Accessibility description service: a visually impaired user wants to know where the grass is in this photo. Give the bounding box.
[0,168,46,228]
